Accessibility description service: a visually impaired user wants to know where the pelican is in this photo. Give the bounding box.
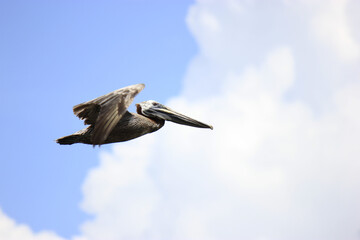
[56,84,213,146]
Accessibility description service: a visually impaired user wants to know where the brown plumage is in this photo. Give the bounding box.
[56,83,213,146]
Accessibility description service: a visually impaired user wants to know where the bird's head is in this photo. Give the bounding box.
[136,100,213,129]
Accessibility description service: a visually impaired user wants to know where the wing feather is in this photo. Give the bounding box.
[72,83,145,145]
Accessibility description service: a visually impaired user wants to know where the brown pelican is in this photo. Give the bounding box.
[56,84,213,146]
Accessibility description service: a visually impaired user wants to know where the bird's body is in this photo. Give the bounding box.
[56,84,212,146]
[61,111,164,145]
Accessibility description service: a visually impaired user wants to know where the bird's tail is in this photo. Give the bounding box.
[56,134,80,145]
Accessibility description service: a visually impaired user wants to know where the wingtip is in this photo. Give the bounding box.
[137,83,145,89]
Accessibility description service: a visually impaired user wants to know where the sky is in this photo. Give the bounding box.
[0,0,195,237]
[1,0,360,240]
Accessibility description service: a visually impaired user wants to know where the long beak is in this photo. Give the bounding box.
[153,106,213,130]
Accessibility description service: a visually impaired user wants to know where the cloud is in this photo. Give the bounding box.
[78,136,160,240]
[303,0,360,61]
[2,0,360,239]
[76,1,360,239]
[0,208,66,240]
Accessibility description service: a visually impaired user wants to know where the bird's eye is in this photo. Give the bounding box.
[152,102,157,106]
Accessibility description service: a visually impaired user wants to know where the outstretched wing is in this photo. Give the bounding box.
[73,83,145,145]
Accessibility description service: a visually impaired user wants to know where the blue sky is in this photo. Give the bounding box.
[0,0,195,237]
[1,1,360,240]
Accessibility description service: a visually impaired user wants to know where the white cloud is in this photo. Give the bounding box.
[2,0,360,240]
[79,136,160,240]
[299,0,360,61]
[0,209,66,240]
[75,1,360,239]
[75,0,360,239]
[78,136,158,240]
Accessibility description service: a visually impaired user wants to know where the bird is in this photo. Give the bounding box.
[56,83,213,146]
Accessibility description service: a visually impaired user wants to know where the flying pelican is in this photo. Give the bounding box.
[56,84,213,146]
